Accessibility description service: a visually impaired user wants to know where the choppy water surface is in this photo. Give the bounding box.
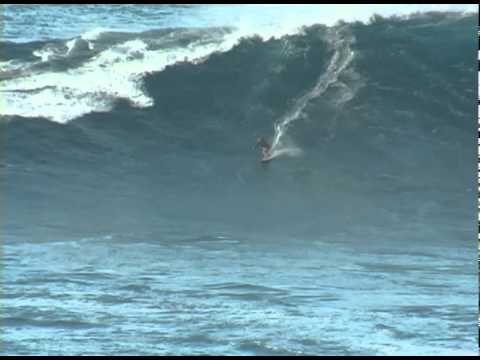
[3,228,476,355]
[1,4,477,356]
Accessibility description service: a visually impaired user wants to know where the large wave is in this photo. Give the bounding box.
[2,12,476,241]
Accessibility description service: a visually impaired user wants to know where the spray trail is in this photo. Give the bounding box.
[271,29,355,152]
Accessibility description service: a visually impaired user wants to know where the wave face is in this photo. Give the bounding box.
[2,12,477,240]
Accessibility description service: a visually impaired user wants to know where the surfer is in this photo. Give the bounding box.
[255,137,271,161]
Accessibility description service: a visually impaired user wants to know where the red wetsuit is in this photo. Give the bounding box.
[256,138,271,160]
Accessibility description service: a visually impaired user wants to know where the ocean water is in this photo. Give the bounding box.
[1,4,478,355]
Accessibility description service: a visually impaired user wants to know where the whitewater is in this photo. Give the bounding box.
[1,4,477,356]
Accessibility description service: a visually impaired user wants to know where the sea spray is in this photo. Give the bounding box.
[270,27,356,153]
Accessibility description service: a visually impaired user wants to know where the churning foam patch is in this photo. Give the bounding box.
[203,4,477,41]
[0,34,240,123]
[0,5,474,124]
[80,27,119,41]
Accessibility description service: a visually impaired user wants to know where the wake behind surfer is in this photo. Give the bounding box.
[255,137,271,161]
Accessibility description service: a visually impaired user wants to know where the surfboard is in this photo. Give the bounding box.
[260,147,302,163]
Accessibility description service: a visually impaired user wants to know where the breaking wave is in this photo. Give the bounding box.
[1,12,476,239]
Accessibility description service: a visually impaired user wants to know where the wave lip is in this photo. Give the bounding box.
[0,26,236,123]
[1,9,475,124]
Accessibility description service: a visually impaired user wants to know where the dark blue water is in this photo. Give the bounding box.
[1,4,478,355]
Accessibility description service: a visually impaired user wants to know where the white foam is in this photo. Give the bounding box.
[1,5,474,123]
[0,60,25,72]
[80,27,117,41]
[0,29,248,123]
[271,28,356,152]
[203,4,477,42]
[66,38,93,55]
[269,147,303,160]
[32,48,55,62]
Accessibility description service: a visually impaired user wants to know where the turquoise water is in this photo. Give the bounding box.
[3,227,477,355]
[1,4,477,356]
